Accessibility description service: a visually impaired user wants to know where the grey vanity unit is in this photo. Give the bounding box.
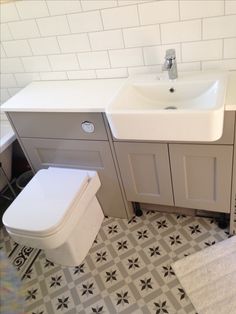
[7,111,236,232]
[7,112,132,219]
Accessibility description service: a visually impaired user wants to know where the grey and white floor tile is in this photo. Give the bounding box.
[0,227,40,279]
[0,210,231,314]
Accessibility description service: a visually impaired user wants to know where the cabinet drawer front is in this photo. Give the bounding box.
[114,142,174,206]
[21,138,126,218]
[9,112,108,140]
[169,144,233,213]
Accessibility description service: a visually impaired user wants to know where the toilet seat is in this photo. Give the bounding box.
[2,167,99,242]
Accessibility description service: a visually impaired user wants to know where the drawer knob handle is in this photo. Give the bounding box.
[81,121,95,133]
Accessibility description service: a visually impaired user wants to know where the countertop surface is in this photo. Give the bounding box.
[1,78,125,113]
[1,72,236,113]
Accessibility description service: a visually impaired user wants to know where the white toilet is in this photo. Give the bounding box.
[2,167,104,266]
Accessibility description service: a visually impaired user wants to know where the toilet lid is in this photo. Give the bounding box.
[3,167,89,236]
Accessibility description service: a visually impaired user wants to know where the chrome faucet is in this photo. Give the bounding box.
[163,49,178,80]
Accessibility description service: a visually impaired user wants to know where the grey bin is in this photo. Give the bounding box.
[16,170,34,190]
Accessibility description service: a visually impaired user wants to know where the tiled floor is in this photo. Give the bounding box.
[0,210,230,314]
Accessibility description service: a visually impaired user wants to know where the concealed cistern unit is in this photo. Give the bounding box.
[163,49,178,80]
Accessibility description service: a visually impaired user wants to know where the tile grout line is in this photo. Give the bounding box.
[3,13,235,43]
[1,37,235,59]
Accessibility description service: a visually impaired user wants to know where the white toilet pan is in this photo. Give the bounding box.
[2,167,104,266]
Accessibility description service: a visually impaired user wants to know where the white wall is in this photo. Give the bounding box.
[1,0,236,107]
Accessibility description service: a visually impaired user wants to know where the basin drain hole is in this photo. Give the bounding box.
[165,106,177,110]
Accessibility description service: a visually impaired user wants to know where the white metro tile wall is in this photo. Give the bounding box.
[161,20,201,44]
[123,25,161,48]
[138,1,179,25]
[202,59,236,71]
[15,1,49,19]
[182,40,223,62]
[179,1,224,20]
[89,30,124,51]
[101,6,139,29]
[117,0,148,5]
[109,48,144,67]
[0,3,19,23]
[0,0,236,104]
[77,51,110,69]
[40,71,68,81]
[7,87,21,96]
[225,1,236,14]
[14,73,41,87]
[81,0,117,11]
[0,88,10,103]
[2,40,32,57]
[203,15,236,39]
[29,37,60,55]
[46,1,82,16]
[0,45,6,58]
[0,24,12,41]
[21,56,51,72]
[224,38,236,59]
[8,20,40,39]
[96,68,128,79]
[0,74,17,88]
[67,70,96,80]
[67,11,103,33]
[58,34,90,53]
[48,54,79,71]
[0,58,25,74]
[37,16,70,36]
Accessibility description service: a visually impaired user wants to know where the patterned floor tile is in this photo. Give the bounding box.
[1,209,231,313]
[0,226,40,279]
[83,299,110,314]
[99,266,124,290]
[51,290,77,313]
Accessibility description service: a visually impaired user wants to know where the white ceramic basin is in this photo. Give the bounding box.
[106,71,228,141]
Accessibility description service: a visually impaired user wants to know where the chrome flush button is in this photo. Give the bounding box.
[81,121,95,133]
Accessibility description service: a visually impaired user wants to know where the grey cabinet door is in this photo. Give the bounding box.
[114,142,174,205]
[169,144,233,213]
[21,137,127,219]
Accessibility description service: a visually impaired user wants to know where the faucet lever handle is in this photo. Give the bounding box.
[162,58,171,71]
[165,48,176,60]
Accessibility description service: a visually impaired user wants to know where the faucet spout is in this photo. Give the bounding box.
[163,49,178,80]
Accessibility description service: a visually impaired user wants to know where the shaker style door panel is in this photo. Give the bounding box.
[114,142,174,205]
[21,137,127,219]
[9,112,108,140]
[169,144,233,213]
